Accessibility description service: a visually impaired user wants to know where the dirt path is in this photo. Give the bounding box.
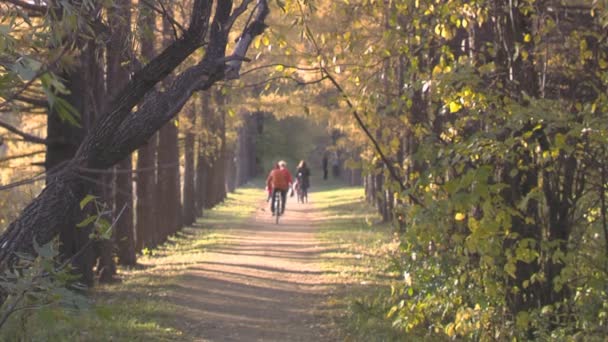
[172,195,335,341]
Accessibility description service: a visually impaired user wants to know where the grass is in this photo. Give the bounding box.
[312,178,406,341]
[1,183,264,342]
[3,178,406,341]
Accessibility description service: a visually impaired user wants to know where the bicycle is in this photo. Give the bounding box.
[273,190,282,224]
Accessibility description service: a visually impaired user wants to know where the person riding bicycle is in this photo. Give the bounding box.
[265,163,279,202]
[266,160,293,215]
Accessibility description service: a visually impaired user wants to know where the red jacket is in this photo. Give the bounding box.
[267,168,293,191]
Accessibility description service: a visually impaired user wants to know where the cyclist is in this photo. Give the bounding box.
[266,160,293,215]
[265,163,279,202]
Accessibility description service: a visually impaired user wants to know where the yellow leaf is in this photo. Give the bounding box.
[275,64,284,71]
[462,18,468,28]
[455,212,466,221]
[262,35,270,46]
[523,33,532,43]
[445,323,456,337]
[449,101,462,113]
[441,27,452,40]
[432,65,443,76]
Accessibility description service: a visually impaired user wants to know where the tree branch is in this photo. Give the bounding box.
[322,68,424,207]
[0,119,47,144]
[225,0,269,80]
[1,0,47,12]
[0,149,45,164]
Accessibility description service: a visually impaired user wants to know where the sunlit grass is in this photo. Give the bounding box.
[312,181,404,341]
[5,183,264,341]
[6,179,405,340]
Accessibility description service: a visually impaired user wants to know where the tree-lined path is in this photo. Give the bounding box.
[3,0,607,339]
[162,194,335,341]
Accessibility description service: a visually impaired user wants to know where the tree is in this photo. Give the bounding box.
[109,0,136,267]
[264,0,608,338]
[182,98,197,226]
[157,6,183,239]
[0,0,271,278]
[135,1,158,250]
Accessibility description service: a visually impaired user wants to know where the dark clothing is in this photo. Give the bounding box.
[322,156,328,180]
[271,188,287,214]
[296,166,311,190]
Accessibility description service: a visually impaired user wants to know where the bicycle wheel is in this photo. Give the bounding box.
[275,192,281,224]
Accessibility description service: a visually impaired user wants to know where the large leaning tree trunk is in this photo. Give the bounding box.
[0,0,270,272]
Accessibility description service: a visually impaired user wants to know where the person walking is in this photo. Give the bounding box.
[266,160,293,215]
[296,160,311,202]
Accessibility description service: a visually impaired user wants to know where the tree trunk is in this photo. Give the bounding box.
[47,3,105,286]
[156,7,183,239]
[195,136,206,217]
[215,90,227,203]
[183,103,197,226]
[135,2,158,251]
[47,64,93,286]
[235,117,247,186]
[108,0,136,268]
[225,147,237,193]
[195,95,210,215]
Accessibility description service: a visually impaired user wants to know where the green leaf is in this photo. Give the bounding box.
[53,97,81,127]
[80,194,97,209]
[76,215,97,228]
[33,239,54,259]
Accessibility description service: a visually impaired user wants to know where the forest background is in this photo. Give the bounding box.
[1,0,608,340]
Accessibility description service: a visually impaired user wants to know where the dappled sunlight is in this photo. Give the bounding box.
[71,183,391,340]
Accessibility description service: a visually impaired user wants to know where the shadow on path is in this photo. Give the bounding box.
[168,195,338,341]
